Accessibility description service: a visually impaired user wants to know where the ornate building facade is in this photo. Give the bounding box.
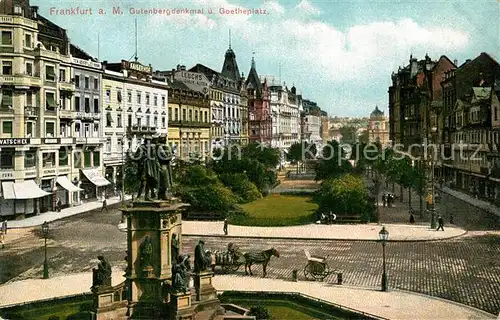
[246,57,272,144]
[102,60,168,192]
[368,106,390,146]
[0,2,97,218]
[268,84,300,151]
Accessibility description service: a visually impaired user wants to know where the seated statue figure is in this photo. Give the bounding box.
[171,255,191,293]
[92,255,112,288]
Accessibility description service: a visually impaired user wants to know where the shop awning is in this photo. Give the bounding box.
[1,180,50,199]
[1,182,15,200]
[81,169,111,187]
[57,176,83,192]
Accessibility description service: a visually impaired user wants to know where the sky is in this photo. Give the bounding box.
[33,0,500,117]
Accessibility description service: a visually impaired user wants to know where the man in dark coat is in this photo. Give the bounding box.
[437,215,444,231]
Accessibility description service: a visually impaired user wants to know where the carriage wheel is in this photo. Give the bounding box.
[229,264,240,272]
[304,263,314,280]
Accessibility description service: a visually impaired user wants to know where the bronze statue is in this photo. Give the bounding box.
[171,233,179,265]
[135,136,159,201]
[139,236,153,269]
[156,136,174,200]
[194,240,211,273]
[171,254,191,293]
[92,255,112,288]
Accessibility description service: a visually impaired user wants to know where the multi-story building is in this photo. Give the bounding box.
[70,45,107,202]
[300,99,322,144]
[442,53,500,202]
[320,111,329,144]
[246,57,272,145]
[152,69,210,162]
[190,44,246,147]
[368,106,390,146]
[102,59,168,191]
[0,2,105,218]
[268,84,300,150]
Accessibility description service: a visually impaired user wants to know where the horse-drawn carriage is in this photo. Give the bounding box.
[210,243,245,273]
[210,243,279,277]
[303,249,336,281]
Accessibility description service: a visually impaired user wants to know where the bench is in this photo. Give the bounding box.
[329,215,362,224]
[304,249,327,263]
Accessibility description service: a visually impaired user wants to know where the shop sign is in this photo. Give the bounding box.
[75,138,87,144]
[0,138,29,145]
[122,60,152,75]
[71,57,102,69]
[43,138,59,144]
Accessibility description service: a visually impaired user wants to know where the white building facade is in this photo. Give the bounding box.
[269,84,301,151]
[101,60,168,192]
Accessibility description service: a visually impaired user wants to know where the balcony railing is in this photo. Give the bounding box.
[24,106,39,117]
[169,120,211,128]
[0,74,41,87]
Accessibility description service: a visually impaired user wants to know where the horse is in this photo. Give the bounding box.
[243,248,280,277]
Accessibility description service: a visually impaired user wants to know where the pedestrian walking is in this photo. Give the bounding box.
[382,194,386,207]
[437,215,444,231]
[56,198,61,212]
[1,220,7,234]
[0,230,4,249]
[223,219,228,235]
[409,212,415,224]
[101,197,108,213]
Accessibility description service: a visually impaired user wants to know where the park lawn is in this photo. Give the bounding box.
[231,194,318,226]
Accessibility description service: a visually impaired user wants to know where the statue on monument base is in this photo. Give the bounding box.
[171,254,191,293]
[194,240,211,273]
[92,255,112,289]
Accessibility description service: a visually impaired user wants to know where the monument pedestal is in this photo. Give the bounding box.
[194,271,217,302]
[122,199,189,319]
[169,292,195,320]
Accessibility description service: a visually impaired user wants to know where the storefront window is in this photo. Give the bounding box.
[0,148,14,169]
[24,149,36,168]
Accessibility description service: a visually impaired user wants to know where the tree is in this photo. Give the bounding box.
[287,141,316,173]
[242,142,280,169]
[123,151,140,200]
[313,174,376,222]
[174,165,237,214]
[339,126,357,144]
[219,173,261,203]
[247,306,271,320]
[315,140,353,181]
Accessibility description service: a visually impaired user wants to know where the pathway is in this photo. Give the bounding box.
[0,271,494,319]
[182,221,466,241]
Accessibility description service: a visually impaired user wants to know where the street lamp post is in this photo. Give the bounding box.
[121,133,126,206]
[41,221,49,279]
[378,226,389,292]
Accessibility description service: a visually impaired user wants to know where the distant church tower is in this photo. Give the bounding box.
[221,29,241,82]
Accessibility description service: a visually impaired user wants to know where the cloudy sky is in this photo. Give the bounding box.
[33,0,499,116]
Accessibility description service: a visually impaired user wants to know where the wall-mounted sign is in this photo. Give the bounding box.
[71,57,102,70]
[174,71,209,94]
[0,138,29,145]
[43,138,59,144]
[75,138,87,144]
[121,60,152,75]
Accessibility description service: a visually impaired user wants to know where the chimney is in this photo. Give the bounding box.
[453,59,458,66]
[180,65,186,71]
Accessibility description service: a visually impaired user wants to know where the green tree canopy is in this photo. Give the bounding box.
[313,174,376,222]
[315,140,353,181]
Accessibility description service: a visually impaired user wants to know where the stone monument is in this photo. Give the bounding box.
[92,138,237,319]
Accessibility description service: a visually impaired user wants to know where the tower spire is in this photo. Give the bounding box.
[134,18,138,62]
[229,29,231,49]
[251,51,255,68]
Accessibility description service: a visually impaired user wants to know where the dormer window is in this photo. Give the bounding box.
[14,5,23,15]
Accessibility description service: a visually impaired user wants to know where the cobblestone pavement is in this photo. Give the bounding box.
[1,208,499,315]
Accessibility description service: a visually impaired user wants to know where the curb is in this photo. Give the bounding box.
[182,229,468,243]
[7,200,130,230]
